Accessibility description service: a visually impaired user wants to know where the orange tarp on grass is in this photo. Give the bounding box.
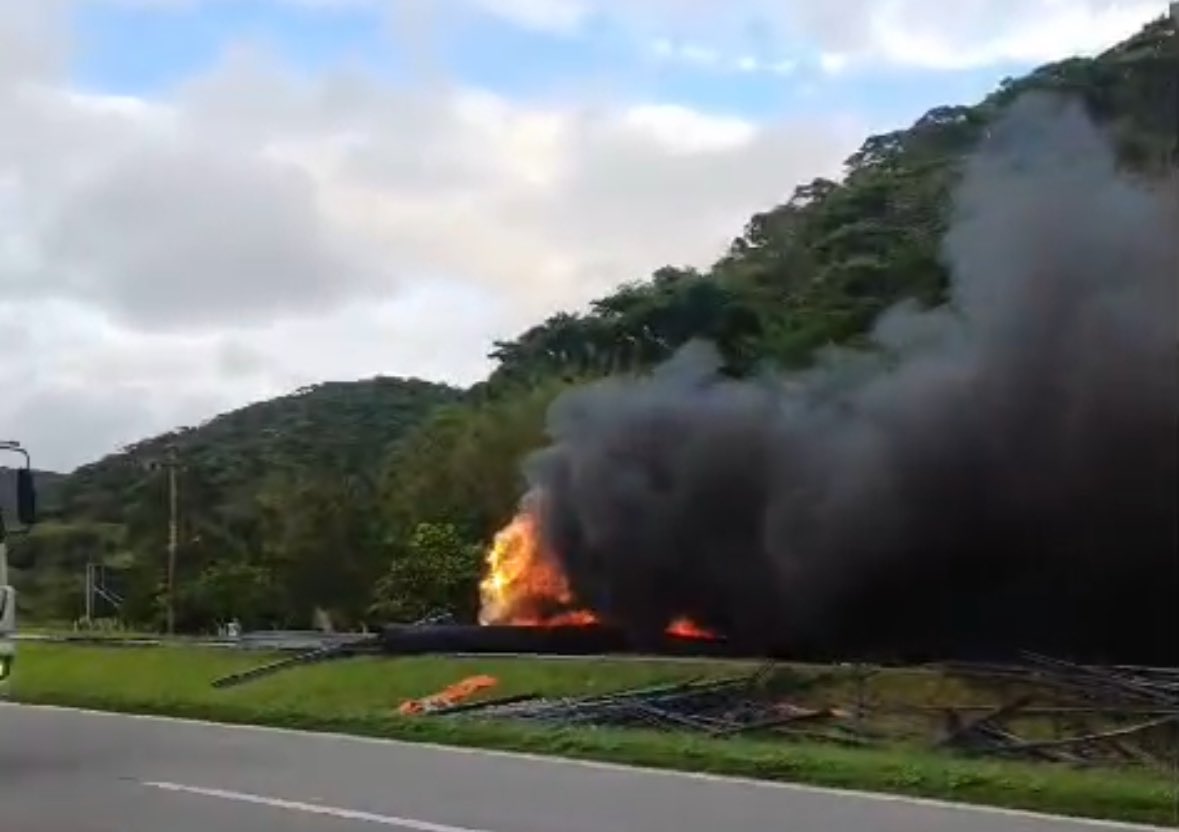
[397,675,499,716]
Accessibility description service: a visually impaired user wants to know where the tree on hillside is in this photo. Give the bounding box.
[368,522,482,623]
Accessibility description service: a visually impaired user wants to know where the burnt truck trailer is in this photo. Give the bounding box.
[376,622,742,657]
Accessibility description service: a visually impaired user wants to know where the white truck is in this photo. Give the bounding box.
[0,441,38,695]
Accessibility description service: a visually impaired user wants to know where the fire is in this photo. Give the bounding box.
[666,616,715,640]
[479,506,715,639]
[478,509,597,626]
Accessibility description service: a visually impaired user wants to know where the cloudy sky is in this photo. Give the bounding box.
[0,0,1166,471]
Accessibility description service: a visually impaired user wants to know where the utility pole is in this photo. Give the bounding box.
[144,445,182,635]
[165,445,179,636]
[139,446,186,634]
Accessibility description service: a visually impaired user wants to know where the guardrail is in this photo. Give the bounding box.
[14,630,359,653]
[11,630,753,665]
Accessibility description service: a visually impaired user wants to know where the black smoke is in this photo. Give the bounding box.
[521,94,1179,665]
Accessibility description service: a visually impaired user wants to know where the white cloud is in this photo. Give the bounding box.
[80,0,1167,76]
[0,287,505,471]
[620,105,758,153]
[819,53,850,75]
[0,6,860,470]
[466,0,591,32]
[0,1,72,81]
[853,0,1167,70]
[104,0,1166,70]
[650,38,797,75]
[467,0,1166,70]
[651,38,721,68]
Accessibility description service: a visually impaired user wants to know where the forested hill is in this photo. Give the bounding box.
[19,15,1176,632]
[57,377,461,523]
[18,377,460,630]
[481,16,1176,388]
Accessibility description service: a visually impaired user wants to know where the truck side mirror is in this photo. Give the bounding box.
[16,467,36,527]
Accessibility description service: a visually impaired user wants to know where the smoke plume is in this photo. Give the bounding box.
[522,94,1179,664]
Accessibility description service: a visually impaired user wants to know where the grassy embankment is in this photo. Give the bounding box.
[10,642,1177,827]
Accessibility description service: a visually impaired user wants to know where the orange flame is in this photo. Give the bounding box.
[478,509,597,626]
[666,616,715,640]
[479,505,715,640]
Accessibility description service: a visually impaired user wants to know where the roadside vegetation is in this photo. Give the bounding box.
[12,643,1176,827]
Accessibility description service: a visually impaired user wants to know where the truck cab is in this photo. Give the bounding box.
[0,442,38,693]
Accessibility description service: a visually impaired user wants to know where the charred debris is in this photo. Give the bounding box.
[211,632,1179,770]
[441,656,1179,770]
[454,656,1179,771]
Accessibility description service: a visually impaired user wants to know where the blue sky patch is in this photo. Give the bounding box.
[71,0,396,94]
[69,0,1036,135]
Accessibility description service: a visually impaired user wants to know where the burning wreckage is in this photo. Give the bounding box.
[215,96,1177,759]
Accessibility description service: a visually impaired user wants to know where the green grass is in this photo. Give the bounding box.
[10,643,1178,827]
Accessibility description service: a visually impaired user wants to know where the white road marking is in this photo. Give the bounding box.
[143,781,496,832]
[4,703,1169,831]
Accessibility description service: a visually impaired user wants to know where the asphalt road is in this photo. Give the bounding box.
[0,704,1165,832]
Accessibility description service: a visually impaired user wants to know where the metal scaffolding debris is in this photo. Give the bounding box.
[427,665,879,747]
[932,653,1179,769]
[205,629,1179,772]
[410,654,1179,769]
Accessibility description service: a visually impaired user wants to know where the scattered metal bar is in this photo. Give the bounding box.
[211,636,380,689]
[938,694,1034,748]
[708,706,834,738]
[430,692,541,716]
[1000,715,1179,753]
[904,705,1179,716]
